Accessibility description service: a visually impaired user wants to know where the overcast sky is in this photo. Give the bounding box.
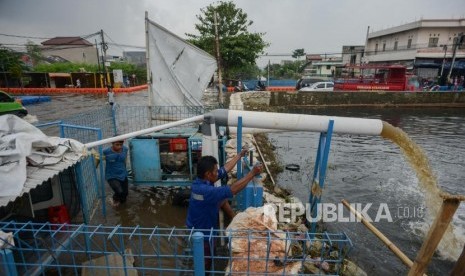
[1,0,464,67]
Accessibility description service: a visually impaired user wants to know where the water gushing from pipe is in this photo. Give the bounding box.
[381,121,463,260]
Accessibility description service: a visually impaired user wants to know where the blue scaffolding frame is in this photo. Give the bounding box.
[0,222,352,276]
[308,120,335,234]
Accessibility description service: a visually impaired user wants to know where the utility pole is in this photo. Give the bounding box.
[100,29,110,89]
[440,44,447,78]
[214,11,223,106]
[267,60,270,88]
[95,39,101,88]
[447,32,463,82]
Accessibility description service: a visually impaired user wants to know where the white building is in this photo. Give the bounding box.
[364,19,465,78]
[41,37,98,64]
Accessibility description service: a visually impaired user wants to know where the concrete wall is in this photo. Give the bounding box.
[269,91,465,107]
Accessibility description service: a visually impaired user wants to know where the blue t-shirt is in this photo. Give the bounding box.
[103,146,128,181]
[186,167,232,236]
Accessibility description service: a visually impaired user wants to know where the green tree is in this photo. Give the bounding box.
[292,48,306,60]
[33,62,98,73]
[264,61,303,79]
[0,47,26,86]
[186,1,268,78]
[0,47,23,72]
[25,41,43,66]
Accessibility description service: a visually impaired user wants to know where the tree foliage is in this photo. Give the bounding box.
[186,1,268,79]
[262,60,305,79]
[0,47,26,79]
[25,41,43,66]
[292,48,306,59]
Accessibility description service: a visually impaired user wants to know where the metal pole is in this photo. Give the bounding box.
[0,250,18,276]
[98,130,106,218]
[145,11,153,125]
[267,60,270,88]
[95,39,101,88]
[214,11,223,106]
[440,44,447,77]
[100,30,110,88]
[192,232,205,276]
[447,33,462,82]
[236,116,243,179]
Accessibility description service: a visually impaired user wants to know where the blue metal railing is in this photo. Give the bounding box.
[0,222,352,275]
[308,120,335,234]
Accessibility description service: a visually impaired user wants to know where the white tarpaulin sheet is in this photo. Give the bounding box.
[0,115,84,198]
[147,19,217,107]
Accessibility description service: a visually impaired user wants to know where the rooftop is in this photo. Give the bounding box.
[368,18,465,39]
[41,37,93,46]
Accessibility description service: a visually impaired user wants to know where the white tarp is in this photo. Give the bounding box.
[0,115,84,198]
[147,19,217,107]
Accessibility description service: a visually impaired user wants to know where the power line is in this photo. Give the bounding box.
[0,33,51,40]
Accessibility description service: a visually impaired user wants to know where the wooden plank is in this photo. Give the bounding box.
[450,243,465,276]
[342,199,415,268]
[408,198,460,276]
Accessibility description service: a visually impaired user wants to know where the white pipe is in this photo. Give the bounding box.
[85,115,204,148]
[227,127,285,134]
[212,109,383,136]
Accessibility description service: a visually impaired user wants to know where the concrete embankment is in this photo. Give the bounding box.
[268,91,465,107]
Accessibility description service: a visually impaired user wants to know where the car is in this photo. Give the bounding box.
[0,90,28,117]
[295,77,325,90]
[299,81,334,92]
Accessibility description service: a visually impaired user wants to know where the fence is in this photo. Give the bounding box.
[0,222,352,275]
[35,105,208,139]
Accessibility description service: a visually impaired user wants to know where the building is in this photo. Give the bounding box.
[41,37,98,64]
[341,45,365,65]
[364,19,465,79]
[123,51,146,67]
[303,55,342,77]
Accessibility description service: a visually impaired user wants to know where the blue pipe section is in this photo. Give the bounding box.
[192,232,205,276]
[0,250,18,276]
[237,116,243,179]
[308,120,334,234]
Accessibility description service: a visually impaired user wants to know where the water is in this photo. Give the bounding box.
[26,94,465,275]
[269,107,465,275]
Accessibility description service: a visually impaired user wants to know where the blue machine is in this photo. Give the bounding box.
[235,181,263,211]
[129,138,162,182]
[128,128,227,186]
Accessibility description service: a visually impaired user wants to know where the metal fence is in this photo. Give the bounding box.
[0,222,352,275]
[75,155,102,224]
[36,105,208,139]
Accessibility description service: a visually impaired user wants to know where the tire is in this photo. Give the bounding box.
[285,164,300,172]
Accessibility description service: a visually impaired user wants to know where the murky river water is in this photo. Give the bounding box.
[27,92,465,275]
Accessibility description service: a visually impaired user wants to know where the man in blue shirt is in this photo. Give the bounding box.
[186,149,263,271]
[103,140,129,207]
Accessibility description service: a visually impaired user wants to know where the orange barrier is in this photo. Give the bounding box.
[0,85,148,95]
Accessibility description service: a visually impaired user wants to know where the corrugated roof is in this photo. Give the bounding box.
[0,152,82,208]
[41,37,93,46]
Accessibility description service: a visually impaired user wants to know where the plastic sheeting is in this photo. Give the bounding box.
[0,115,84,199]
[147,19,217,107]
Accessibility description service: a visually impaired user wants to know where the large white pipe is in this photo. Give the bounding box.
[210,109,383,136]
[85,115,204,148]
[226,127,285,134]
